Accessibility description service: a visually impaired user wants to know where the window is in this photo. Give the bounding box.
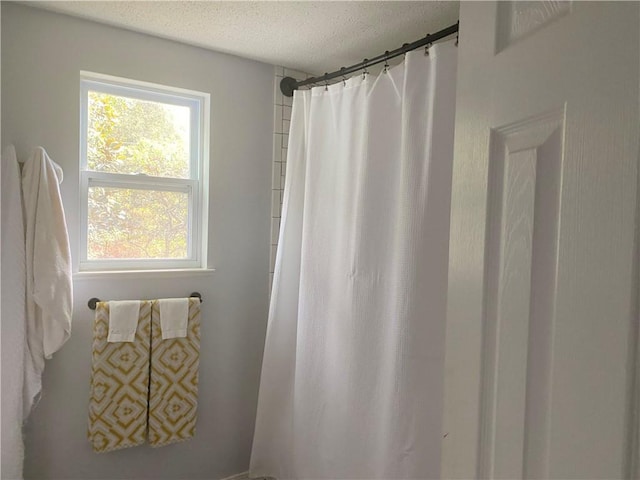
[79,72,209,271]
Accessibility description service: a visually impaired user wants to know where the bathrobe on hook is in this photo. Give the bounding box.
[22,147,73,417]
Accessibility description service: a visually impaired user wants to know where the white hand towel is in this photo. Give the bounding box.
[158,298,190,339]
[107,301,141,342]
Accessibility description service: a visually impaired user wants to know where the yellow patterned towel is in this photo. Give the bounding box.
[148,298,201,447]
[88,301,151,453]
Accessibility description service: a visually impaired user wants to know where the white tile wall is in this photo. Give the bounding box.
[270,66,310,293]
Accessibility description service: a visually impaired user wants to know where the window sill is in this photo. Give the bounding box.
[73,268,216,281]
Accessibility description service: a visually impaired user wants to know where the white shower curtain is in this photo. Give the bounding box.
[251,41,457,480]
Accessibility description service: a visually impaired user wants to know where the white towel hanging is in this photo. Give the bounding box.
[107,301,141,343]
[157,298,189,339]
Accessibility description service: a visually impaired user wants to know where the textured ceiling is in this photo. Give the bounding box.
[30,1,459,76]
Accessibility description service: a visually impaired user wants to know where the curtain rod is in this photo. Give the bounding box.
[280,21,458,97]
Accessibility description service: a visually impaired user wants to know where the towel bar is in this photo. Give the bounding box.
[87,292,203,310]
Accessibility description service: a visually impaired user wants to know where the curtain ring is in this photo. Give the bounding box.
[424,34,431,55]
[323,73,329,91]
[340,67,347,86]
[383,51,390,73]
[362,59,369,79]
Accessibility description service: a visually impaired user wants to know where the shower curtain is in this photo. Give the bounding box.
[251,41,457,480]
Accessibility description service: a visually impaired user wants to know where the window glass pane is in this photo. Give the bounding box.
[88,186,189,260]
[87,91,190,178]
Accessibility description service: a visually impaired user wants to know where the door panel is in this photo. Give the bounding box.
[482,111,563,479]
[442,2,639,479]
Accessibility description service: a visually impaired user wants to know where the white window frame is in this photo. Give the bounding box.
[79,72,210,272]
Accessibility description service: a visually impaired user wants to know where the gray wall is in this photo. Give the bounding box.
[2,3,272,479]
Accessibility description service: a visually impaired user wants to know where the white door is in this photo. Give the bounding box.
[442,2,639,479]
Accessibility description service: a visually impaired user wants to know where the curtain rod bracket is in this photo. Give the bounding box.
[280,76,298,98]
